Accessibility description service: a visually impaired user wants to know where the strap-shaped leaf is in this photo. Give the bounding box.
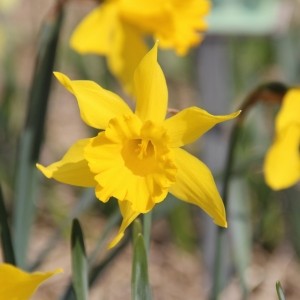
[71,219,88,300]
[0,185,16,265]
[13,4,65,268]
[276,281,286,300]
[132,220,151,300]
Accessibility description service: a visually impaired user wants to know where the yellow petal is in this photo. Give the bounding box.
[108,200,140,248]
[264,124,300,190]
[37,139,96,187]
[164,107,241,147]
[134,42,168,123]
[0,263,62,299]
[107,21,148,94]
[276,88,300,132]
[169,148,227,227]
[70,4,118,54]
[54,72,132,129]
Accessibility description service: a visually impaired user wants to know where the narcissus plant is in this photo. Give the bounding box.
[37,43,240,247]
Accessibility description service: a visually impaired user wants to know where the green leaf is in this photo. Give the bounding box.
[13,5,65,268]
[229,178,251,298]
[61,212,128,300]
[276,281,286,300]
[0,184,16,265]
[132,229,151,300]
[71,219,88,300]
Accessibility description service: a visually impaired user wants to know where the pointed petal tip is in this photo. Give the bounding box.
[53,268,64,275]
[215,219,227,228]
[36,163,52,179]
[107,232,124,249]
[228,110,241,119]
[54,71,67,81]
[53,72,74,94]
[41,268,63,278]
[53,71,65,81]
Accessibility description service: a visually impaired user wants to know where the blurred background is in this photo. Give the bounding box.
[1,0,300,299]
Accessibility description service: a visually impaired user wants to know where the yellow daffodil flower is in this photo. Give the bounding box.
[37,43,240,247]
[70,0,210,91]
[0,263,62,300]
[264,88,300,190]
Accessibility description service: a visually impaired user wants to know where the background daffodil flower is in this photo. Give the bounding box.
[264,88,300,190]
[0,263,62,300]
[70,0,210,91]
[37,43,240,247]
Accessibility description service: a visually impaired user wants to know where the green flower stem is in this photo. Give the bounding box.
[210,82,288,300]
[143,212,152,253]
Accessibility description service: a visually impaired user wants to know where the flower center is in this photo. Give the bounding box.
[122,137,157,176]
[85,115,177,211]
[136,139,154,159]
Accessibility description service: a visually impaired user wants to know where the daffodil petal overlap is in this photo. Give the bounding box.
[107,20,148,93]
[0,263,62,300]
[54,72,132,129]
[37,139,96,187]
[164,107,241,147]
[264,124,300,190]
[169,148,227,227]
[134,42,168,123]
